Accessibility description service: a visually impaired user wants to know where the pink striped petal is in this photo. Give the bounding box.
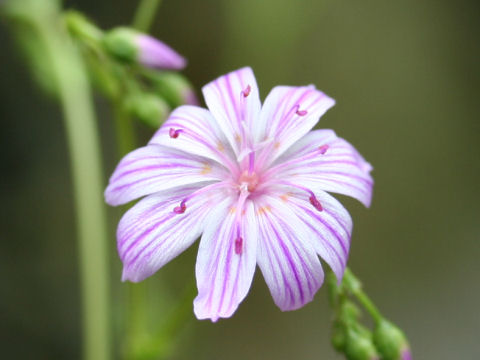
[275,129,337,159]
[255,195,324,311]
[149,105,237,171]
[256,86,335,165]
[270,130,373,207]
[194,199,258,321]
[202,67,261,155]
[119,185,227,282]
[278,189,352,281]
[105,145,225,206]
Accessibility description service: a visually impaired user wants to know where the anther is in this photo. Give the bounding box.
[169,128,182,138]
[318,144,329,155]
[242,85,251,98]
[309,194,323,212]
[234,237,243,254]
[295,105,308,116]
[173,200,187,214]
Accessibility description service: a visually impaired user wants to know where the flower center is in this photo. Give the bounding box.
[238,170,259,193]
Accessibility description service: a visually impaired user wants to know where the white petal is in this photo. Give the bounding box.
[269,130,374,207]
[278,189,352,281]
[254,195,324,311]
[149,105,237,170]
[105,145,226,206]
[194,199,258,321]
[257,86,335,165]
[202,67,261,155]
[118,185,227,282]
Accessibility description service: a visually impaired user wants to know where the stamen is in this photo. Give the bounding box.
[173,199,187,214]
[271,180,324,212]
[232,192,248,256]
[318,144,329,154]
[295,105,308,116]
[173,182,231,216]
[234,237,243,255]
[309,194,323,212]
[168,127,240,176]
[242,84,251,98]
[169,128,183,138]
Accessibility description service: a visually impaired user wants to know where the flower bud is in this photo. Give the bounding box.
[331,320,347,352]
[332,300,364,353]
[344,328,379,360]
[152,72,199,107]
[373,319,411,360]
[125,93,170,128]
[340,300,361,323]
[103,27,186,70]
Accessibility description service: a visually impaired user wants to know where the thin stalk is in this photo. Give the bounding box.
[125,281,148,359]
[39,17,111,360]
[326,270,341,309]
[128,280,196,360]
[156,280,196,344]
[111,101,143,359]
[132,0,162,32]
[110,77,144,360]
[113,101,136,156]
[352,287,383,324]
[110,72,149,360]
[120,1,164,357]
[343,268,383,324]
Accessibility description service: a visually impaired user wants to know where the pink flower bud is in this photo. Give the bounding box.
[136,34,186,70]
[103,27,186,70]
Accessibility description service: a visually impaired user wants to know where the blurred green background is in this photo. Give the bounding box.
[1,0,479,359]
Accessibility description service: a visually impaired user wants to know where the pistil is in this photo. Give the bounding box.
[248,151,255,175]
[238,171,259,193]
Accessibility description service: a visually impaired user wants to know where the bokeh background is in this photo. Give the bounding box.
[1,0,479,359]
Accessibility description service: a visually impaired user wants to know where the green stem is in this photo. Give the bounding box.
[64,10,103,44]
[326,270,341,309]
[40,13,111,360]
[343,268,383,324]
[132,0,162,32]
[111,97,142,360]
[113,101,136,156]
[126,282,148,359]
[130,280,196,360]
[120,1,164,357]
[112,93,193,359]
[157,280,196,343]
[353,288,383,324]
[111,78,144,360]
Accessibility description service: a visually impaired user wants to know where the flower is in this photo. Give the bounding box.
[105,67,373,321]
[103,27,186,70]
